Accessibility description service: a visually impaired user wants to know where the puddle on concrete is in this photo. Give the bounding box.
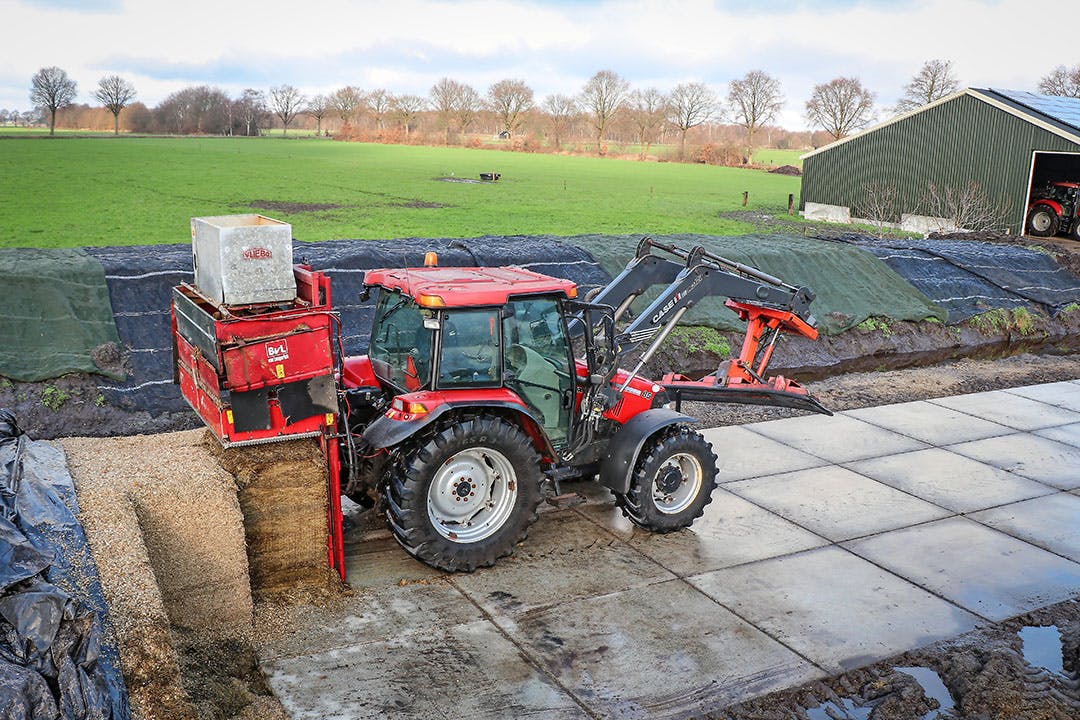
[805,697,874,720]
[895,666,956,718]
[1019,625,1067,677]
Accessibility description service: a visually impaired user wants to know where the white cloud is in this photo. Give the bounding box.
[0,0,1063,129]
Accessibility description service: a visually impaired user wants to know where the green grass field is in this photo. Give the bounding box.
[1,136,803,248]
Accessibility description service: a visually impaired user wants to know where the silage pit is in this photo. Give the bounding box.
[61,429,337,720]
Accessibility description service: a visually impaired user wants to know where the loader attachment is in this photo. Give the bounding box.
[659,372,833,416]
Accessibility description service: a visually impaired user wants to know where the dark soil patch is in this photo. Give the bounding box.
[389,200,447,209]
[769,164,802,176]
[247,200,345,213]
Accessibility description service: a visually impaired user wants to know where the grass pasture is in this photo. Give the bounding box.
[1,136,802,248]
[752,148,805,167]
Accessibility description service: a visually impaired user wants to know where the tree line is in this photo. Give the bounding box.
[16,62,1080,161]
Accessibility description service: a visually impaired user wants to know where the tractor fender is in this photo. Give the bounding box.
[1031,199,1063,216]
[362,400,553,456]
[599,408,697,494]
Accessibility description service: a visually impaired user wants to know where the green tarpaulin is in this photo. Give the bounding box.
[566,234,946,334]
[0,248,121,382]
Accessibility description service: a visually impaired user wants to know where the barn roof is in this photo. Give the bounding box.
[802,88,1080,160]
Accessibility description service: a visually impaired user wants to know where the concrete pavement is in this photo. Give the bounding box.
[261,380,1080,719]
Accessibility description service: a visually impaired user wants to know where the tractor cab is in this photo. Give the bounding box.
[362,265,583,448]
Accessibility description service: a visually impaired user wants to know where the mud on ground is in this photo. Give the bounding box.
[708,599,1080,720]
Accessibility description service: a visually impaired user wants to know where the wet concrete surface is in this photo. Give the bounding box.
[262,380,1080,719]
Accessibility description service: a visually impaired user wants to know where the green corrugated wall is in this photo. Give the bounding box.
[801,93,1080,233]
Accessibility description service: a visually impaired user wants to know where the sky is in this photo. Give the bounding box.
[0,0,1069,130]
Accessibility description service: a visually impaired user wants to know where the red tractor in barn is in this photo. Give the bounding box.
[335,238,830,571]
[1026,181,1080,240]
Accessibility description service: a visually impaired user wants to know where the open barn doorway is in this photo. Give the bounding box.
[1025,151,1080,239]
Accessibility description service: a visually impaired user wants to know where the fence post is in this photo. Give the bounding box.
[788,193,794,215]
[742,191,748,207]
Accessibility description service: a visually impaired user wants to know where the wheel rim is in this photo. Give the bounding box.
[427,447,518,543]
[1031,211,1052,232]
[652,452,703,515]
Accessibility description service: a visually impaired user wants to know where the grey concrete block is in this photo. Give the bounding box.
[845,517,1080,621]
[626,488,828,576]
[747,414,928,463]
[971,493,1080,561]
[1035,422,1080,449]
[700,426,827,481]
[844,400,1012,445]
[727,466,950,542]
[930,391,1080,431]
[450,511,674,617]
[505,579,822,717]
[1005,381,1080,412]
[265,619,588,720]
[689,546,980,672]
[947,433,1080,489]
[845,448,1054,513]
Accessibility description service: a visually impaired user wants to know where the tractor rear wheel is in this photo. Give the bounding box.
[1026,206,1060,237]
[617,426,718,532]
[385,416,542,572]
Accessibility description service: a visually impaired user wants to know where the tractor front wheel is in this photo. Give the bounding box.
[618,426,718,532]
[1026,206,1060,238]
[385,416,542,572]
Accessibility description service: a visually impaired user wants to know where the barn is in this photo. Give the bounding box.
[800,88,1080,236]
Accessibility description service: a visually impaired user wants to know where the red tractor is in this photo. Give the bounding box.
[1026,181,1080,240]
[336,238,830,571]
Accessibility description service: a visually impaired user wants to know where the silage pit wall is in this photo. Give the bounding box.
[61,429,327,720]
[5,233,1078,423]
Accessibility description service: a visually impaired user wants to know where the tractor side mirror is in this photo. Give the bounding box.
[359,287,371,303]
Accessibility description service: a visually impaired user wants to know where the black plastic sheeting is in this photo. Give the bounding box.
[856,238,1080,322]
[86,237,610,417]
[0,410,129,719]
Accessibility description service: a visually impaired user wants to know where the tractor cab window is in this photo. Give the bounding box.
[503,296,574,446]
[369,291,433,391]
[437,309,501,388]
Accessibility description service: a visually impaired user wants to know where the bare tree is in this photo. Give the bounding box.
[920,180,1011,232]
[367,89,391,131]
[541,94,577,149]
[392,94,426,139]
[488,78,533,137]
[1038,65,1080,98]
[306,94,330,136]
[30,66,77,135]
[235,89,267,136]
[580,70,629,155]
[626,88,666,159]
[894,59,959,113]
[727,71,782,164]
[859,182,900,238]
[668,81,717,159]
[331,86,364,125]
[455,83,482,143]
[805,77,876,140]
[94,75,136,135]
[430,77,461,144]
[269,85,305,135]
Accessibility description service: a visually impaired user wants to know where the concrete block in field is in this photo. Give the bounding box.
[700,425,826,481]
[747,413,928,463]
[900,213,961,234]
[803,202,851,223]
[947,433,1080,489]
[930,390,1080,431]
[1006,381,1080,412]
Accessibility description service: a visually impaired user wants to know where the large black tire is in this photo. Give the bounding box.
[1070,218,1080,242]
[617,426,718,532]
[1026,205,1060,238]
[385,416,542,572]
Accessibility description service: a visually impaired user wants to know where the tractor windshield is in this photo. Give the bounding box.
[369,290,433,391]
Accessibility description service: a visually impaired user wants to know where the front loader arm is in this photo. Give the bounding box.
[596,238,831,416]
